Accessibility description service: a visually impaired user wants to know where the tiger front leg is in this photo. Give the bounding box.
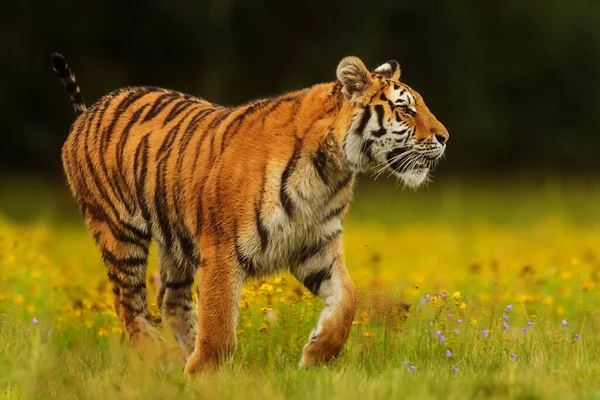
[184,238,244,376]
[292,237,357,367]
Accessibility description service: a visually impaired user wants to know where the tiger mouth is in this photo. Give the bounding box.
[386,148,433,173]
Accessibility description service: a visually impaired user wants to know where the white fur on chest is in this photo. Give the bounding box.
[238,156,352,278]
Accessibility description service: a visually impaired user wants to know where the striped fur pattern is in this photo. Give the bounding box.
[52,54,448,374]
[50,53,87,115]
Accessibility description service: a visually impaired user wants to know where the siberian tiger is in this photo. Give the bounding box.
[51,53,448,375]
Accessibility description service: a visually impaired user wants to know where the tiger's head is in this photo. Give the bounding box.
[338,56,448,188]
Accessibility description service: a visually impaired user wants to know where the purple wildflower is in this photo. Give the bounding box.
[502,315,509,321]
[425,294,431,301]
[521,327,526,334]
[510,353,517,359]
[447,313,454,319]
[457,319,463,325]
[503,322,509,330]
[404,360,409,366]
[446,350,452,357]
[527,321,533,327]
[562,319,569,327]
[574,334,581,340]
[32,317,40,325]
[440,292,448,299]
[452,367,459,374]
[436,331,446,343]
[410,365,417,372]
[455,328,460,335]
[482,329,489,337]
[505,304,513,311]
[420,299,427,304]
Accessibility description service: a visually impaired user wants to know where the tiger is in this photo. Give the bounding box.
[51,53,448,375]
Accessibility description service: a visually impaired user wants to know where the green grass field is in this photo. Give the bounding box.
[2,178,600,399]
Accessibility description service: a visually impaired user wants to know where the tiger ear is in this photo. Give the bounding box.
[336,56,372,99]
[374,60,401,80]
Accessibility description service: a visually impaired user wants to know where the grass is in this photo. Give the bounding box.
[2,178,600,399]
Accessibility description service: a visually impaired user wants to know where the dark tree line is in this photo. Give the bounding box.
[2,0,600,178]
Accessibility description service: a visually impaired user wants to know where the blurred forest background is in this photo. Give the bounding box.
[2,0,600,179]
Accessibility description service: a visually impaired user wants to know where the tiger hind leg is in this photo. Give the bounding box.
[156,244,199,358]
[86,213,163,353]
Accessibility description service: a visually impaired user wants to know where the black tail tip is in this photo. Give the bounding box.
[50,52,66,71]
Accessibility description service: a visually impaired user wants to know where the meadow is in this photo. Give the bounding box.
[2,178,600,399]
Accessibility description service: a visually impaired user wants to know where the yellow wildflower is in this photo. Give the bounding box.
[570,257,580,266]
[459,302,467,310]
[98,327,108,337]
[259,284,274,295]
[237,329,246,337]
[363,332,375,338]
[26,304,35,313]
[259,324,269,333]
[452,291,461,301]
[471,318,478,326]
[561,271,572,280]
[352,321,362,326]
[13,294,24,305]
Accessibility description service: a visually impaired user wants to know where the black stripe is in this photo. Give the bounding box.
[255,170,269,252]
[114,104,150,214]
[156,105,199,162]
[164,278,195,290]
[107,271,146,290]
[221,98,273,152]
[320,204,348,223]
[65,82,78,95]
[297,229,341,265]
[153,107,201,254]
[355,107,371,135]
[133,134,151,221]
[259,94,303,127]
[302,266,333,295]
[192,109,233,169]
[280,137,303,218]
[154,159,173,250]
[234,223,256,275]
[326,172,353,202]
[84,202,149,246]
[119,300,147,315]
[102,255,146,277]
[142,92,180,122]
[103,89,154,151]
[312,145,329,185]
[176,108,218,172]
[373,104,385,136]
[163,99,196,127]
[164,301,193,312]
[360,139,374,163]
[97,89,153,214]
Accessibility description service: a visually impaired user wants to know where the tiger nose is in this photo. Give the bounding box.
[435,132,449,145]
